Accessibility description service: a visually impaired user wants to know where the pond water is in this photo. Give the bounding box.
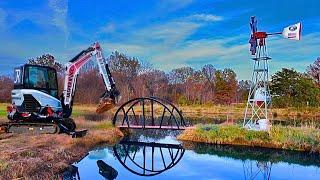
[62,130,320,180]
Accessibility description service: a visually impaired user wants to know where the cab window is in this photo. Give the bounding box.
[24,66,58,98]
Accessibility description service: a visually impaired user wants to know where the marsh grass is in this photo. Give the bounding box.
[178,124,320,152]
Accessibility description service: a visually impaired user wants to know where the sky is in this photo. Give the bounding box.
[0,0,319,80]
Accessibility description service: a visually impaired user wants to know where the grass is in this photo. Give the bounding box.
[71,104,97,117]
[178,124,320,153]
[0,117,123,179]
[94,122,114,129]
[1,102,320,121]
[178,104,320,120]
[20,150,37,157]
[0,103,7,120]
[0,160,9,171]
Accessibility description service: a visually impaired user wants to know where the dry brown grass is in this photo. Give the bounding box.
[177,104,320,121]
[0,117,123,179]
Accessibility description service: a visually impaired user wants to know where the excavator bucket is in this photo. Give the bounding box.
[0,124,7,133]
[96,98,116,114]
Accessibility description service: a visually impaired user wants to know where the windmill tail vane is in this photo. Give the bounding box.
[282,22,302,40]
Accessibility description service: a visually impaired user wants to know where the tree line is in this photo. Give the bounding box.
[0,52,319,108]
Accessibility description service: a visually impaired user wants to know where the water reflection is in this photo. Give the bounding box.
[97,160,118,180]
[113,140,184,176]
[243,161,272,180]
[185,142,320,166]
[185,142,320,180]
[59,165,80,180]
[61,130,320,179]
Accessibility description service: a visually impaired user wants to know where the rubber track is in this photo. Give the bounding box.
[0,122,59,134]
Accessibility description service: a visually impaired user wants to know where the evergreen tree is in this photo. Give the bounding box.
[271,68,320,107]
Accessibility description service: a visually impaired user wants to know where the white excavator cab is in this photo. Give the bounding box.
[12,64,62,115]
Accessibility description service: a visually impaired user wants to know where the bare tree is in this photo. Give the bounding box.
[0,76,13,102]
[108,51,141,101]
[307,57,320,85]
[28,54,64,72]
[201,64,216,103]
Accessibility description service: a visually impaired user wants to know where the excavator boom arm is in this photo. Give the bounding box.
[61,42,118,117]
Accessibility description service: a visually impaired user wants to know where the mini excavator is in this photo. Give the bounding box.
[0,42,120,137]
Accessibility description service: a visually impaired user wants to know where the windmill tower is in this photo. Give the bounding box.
[243,17,302,130]
[243,160,272,180]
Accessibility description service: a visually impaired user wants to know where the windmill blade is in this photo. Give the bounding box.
[250,16,257,34]
[249,35,257,55]
[282,22,302,40]
[249,16,258,55]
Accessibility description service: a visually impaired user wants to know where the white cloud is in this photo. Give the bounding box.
[48,0,69,47]
[268,33,320,58]
[157,0,193,12]
[265,33,320,75]
[102,42,145,55]
[188,14,223,22]
[134,21,201,46]
[101,23,116,33]
[149,35,249,73]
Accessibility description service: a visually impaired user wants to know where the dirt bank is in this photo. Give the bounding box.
[0,118,123,179]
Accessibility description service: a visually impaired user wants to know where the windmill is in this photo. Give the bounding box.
[243,16,302,130]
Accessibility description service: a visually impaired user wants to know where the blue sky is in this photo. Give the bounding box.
[0,0,319,79]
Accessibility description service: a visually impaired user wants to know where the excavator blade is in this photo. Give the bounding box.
[96,98,116,114]
[6,123,59,134]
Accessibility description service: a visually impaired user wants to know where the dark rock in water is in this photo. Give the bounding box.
[60,165,80,180]
[97,160,118,180]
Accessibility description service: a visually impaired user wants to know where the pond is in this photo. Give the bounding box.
[61,129,320,180]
